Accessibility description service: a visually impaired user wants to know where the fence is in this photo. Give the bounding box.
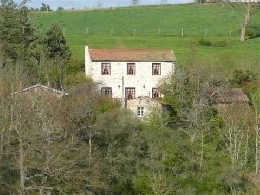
[57,27,260,37]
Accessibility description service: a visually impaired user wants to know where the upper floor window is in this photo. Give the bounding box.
[125,87,135,99]
[101,63,111,75]
[152,63,161,75]
[137,107,144,117]
[127,63,135,75]
[101,87,112,98]
[152,88,160,99]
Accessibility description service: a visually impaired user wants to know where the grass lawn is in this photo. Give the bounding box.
[30,4,260,72]
[68,34,260,70]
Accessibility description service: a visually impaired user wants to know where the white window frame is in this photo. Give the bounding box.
[137,107,145,117]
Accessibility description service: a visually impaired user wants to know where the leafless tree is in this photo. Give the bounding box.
[218,102,252,168]
[252,90,260,174]
[225,0,260,42]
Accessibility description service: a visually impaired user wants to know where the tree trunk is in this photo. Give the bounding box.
[241,25,246,42]
[19,134,25,195]
[199,127,204,170]
[256,126,259,174]
[240,14,250,42]
[89,130,92,165]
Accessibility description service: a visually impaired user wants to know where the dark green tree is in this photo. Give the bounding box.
[45,23,71,62]
[40,3,52,11]
[44,23,71,89]
[0,0,35,61]
[0,0,17,9]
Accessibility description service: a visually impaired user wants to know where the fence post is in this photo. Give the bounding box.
[62,28,65,35]
[205,28,208,36]
[230,29,232,37]
[181,28,184,37]
[158,28,161,36]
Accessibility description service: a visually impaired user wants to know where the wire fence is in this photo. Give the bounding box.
[58,27,260,37]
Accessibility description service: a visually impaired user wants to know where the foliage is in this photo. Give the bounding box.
[57,7,64,11]
[132,0,139,5]
[0,1,35,60]
[198,38,229,47]
[0,2,260,194]
[0,0,16,9]
[44,23,71,61]
[229,68,258,97]
[230,69,257,87]
[40,3,52,11]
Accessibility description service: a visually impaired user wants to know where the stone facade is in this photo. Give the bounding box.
[85,46,175,99]
[126,96,163,118]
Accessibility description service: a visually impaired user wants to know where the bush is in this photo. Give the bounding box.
[246,28,254,38]
[198,38,212,46]
[198,38,229,47]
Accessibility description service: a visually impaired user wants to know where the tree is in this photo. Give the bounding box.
[225,0,260,42]
[252,90,260,174]
[40,3,51,11]
[0,0,17,9]
[217,102,252,169]
[195,0,206,4]
[57,6,64,11]
[44,23,71,88]
[45,23,71,61]
[0,0,35,61]
[132,0,139,6]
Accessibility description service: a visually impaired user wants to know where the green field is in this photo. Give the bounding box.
[30,4,260,70]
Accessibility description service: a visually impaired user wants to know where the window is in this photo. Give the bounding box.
[152,88,160,99]
[127,63,135,75]
[125,87,135,99]
[101,63,111,75]
[137,107,144,117]
[101,87,112,98]
[152,63,161,75]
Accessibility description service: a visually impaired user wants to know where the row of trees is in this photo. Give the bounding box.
[0,0,72,89]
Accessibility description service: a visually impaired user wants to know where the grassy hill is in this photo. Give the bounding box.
[30,4,260,71]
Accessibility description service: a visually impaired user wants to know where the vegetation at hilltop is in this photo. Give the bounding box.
[0,0,260,194]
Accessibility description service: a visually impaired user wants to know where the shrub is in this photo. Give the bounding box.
[198,38,229,47]
[198,38,212,46]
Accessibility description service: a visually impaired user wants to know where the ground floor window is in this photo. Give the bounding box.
[137,107,144,117]
[152,88,160,99]
[101,87,112,98]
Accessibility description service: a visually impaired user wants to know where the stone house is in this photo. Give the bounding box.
[85,46,175,117]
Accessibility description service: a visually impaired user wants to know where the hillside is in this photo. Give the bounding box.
[30,4,260,70]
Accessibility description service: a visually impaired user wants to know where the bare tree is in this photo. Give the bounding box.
[218,103,252,168]
[225,0,260,42]
[252,90,260,174]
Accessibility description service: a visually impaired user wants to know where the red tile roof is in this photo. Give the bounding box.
[89,49,175,62]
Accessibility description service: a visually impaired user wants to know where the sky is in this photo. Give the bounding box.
[15,0,190,10]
